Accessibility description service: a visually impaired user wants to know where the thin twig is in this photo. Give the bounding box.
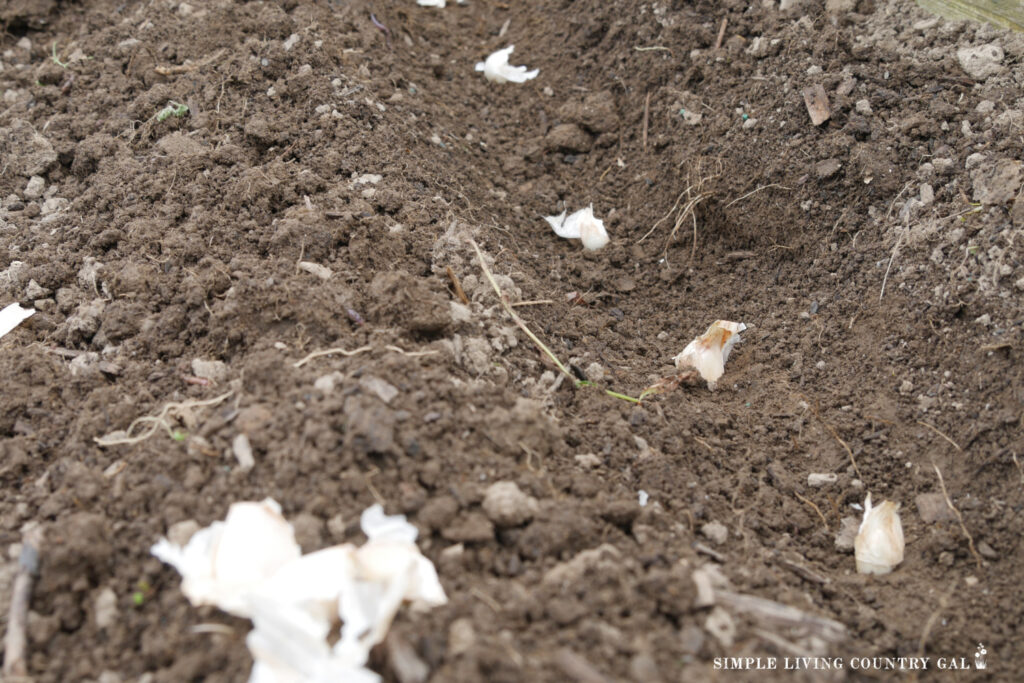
[638,187,688,242]
[723,183,792,209]
[511,299,555,307]
[917,420,962,451]
[472,241,573,379]
[1013,453,1024,486]
[642,91,652,154]
[885,181,914,221]
[445,265,470,305]
[794,492,830,532]
[384,345,438,357]
[714,17,728,50]
[4,524,43,678]
[633,45,673,54]
[879,229,904,301]
[292,346,372,368]
[932,463,983,569]
[470,240,639,404]
[801,397,864,482]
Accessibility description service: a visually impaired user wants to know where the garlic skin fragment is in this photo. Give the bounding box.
[475,45,539,84]
[416,0,445,7]
[154,502,447,683]
[150,498,301,617]
[854,493,905,575]
[0,302,35,340]
[673,320,746,388]
[544,205,609,251]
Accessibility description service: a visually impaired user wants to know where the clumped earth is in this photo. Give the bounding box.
[1,0,1023,681]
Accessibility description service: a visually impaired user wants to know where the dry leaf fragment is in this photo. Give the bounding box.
[673,320,746,389]
[475,45,539,84]
[854,493,904,575]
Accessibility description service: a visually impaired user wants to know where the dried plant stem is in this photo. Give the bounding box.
[879,229,904,301]
[4,525,43,678]
[470,240,639,404]
[94,391,234,447]
[385,345,438,357]
[446,265,470,305]
[723,183,793,209]
[293,345,373,368]
[794,492,830,532]
[642,91,651,154]
[802,397,864,482]
[932,463,983,569]
[472,240,573,379]
[510,299,555,307]
[714,16,728,50]
[917,420,962,451]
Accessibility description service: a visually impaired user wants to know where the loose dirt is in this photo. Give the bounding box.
[1,0,1022,681]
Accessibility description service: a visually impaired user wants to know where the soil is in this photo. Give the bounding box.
[1,0,1023,681]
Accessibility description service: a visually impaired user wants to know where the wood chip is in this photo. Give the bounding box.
[802,84,831,126]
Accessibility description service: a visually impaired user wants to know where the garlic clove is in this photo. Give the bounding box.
[545,205,609,250]
[475,45,539,84]
[577,206,610,251]
[854,493,905,575]
[673,320,746,388]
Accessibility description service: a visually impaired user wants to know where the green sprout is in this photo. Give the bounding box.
[51,42,70,69]
[156,101,189,122]
[171,429,187,442]
[132,591,145,606]
[968,245,980,256]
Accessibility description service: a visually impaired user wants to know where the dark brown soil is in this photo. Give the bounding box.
[1,0,1023,681]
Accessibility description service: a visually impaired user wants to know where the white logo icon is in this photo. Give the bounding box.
[975,644,987,670]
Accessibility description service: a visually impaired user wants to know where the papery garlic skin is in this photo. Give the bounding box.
[416,0,445,7]
[0,302,35,339]
[673,320,746,388]
[475,45,539,84]
[544,205,609,251]
[855,493,904,575]
[151,499,301,617]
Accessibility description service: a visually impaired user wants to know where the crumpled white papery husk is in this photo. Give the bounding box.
[544,205,609,251]
[151,498,301,617]
[673,320,746,389]
[153,501,447,683]
[475,45,539,84]
[0,302,35,340]
[854,493,904,575]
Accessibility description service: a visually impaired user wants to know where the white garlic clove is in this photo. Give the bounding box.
[673,320,746,388]
[475,45,539,84]
[854,493,905,575]
[545,205,609,251]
